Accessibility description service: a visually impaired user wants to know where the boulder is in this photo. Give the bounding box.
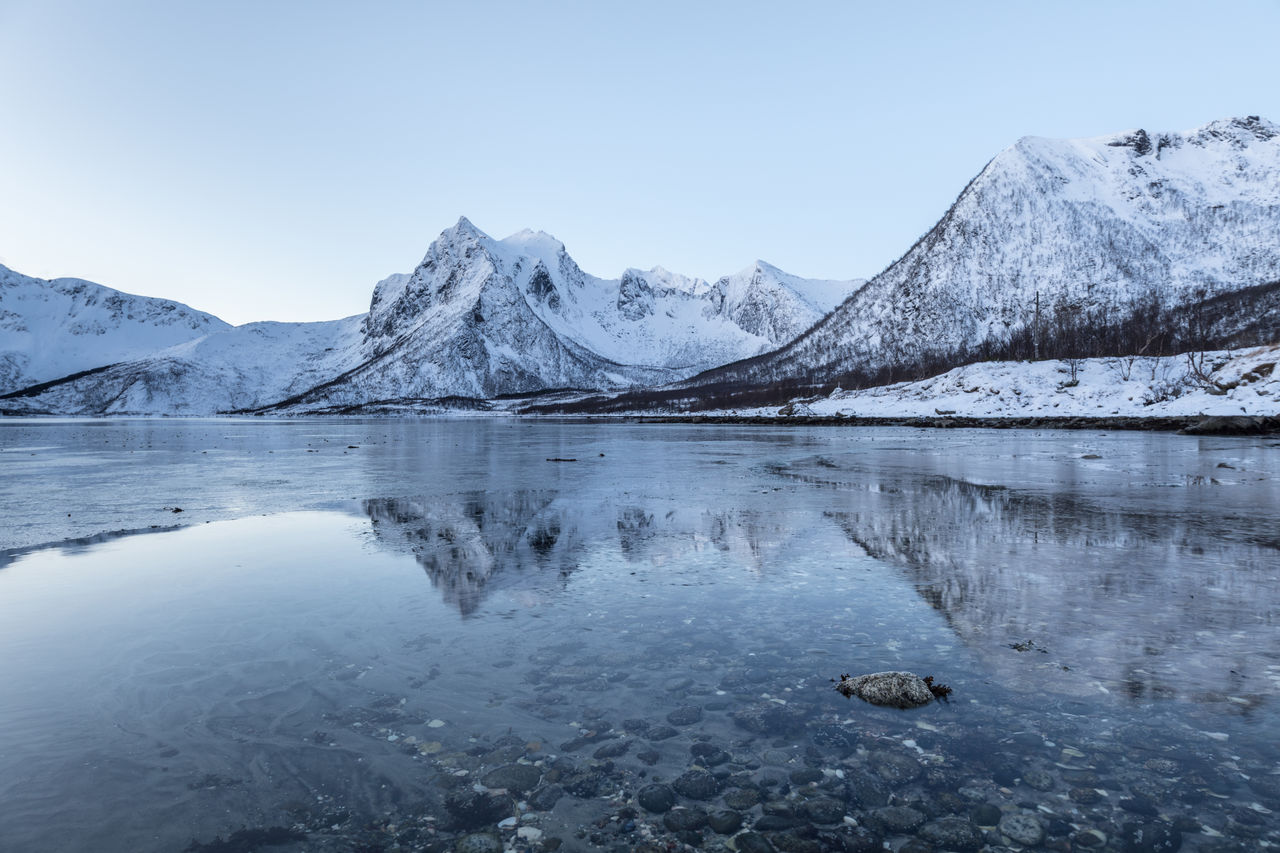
[834,672,934,709]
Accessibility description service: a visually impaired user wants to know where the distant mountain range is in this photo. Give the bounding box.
[0,220,860,414]
[3,116,1277,416]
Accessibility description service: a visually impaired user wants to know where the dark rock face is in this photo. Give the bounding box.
[526,265,561,310]
[1110,128,1154,156]
[617,270,655,320]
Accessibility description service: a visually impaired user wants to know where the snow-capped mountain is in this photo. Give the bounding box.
[270,217,859,412]
[673,116,1280,399]
[2,219,861,414]
[0,264,229,394]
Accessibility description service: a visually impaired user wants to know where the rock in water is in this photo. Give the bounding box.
[834,672,934,709]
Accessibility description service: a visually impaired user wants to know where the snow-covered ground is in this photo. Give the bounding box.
[731,346,1280,419]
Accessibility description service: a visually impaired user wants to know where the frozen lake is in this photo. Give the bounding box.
[1,419,1278,852]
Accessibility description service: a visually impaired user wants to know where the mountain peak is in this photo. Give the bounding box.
[499,228,568,261]
[725,259,783,281]
[418,217,500,266]
[445,215,490,241]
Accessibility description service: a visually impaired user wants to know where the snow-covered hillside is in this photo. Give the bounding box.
[2,219,861,414]
[3,316,365,415]
[728,346,1280,420]
[0,264,229,394]
[680,116,1280,396]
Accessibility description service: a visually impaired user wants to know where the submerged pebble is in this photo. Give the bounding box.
[998,812,1045,846]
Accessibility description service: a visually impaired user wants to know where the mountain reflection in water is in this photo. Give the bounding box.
[362,491,801,615]
[770,454,1280,707]
[363,451,1278,710]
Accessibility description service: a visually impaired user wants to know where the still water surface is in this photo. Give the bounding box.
[0,419,1277,852]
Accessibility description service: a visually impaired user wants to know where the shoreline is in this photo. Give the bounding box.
[3,411,1280,434]
[595,413,1280,434]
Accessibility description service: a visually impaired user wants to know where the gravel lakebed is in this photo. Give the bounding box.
[193,642,1279,853]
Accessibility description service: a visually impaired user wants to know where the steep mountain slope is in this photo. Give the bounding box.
[0,264,230,394]
[3,219,861,414]
[669,116,1280,401]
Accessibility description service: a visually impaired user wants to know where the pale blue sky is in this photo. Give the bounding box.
[2,0,1278,324]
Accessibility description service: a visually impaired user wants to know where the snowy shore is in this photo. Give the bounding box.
[712,346,1279,423]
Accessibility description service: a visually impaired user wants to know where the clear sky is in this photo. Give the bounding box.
[2,1,1278,325]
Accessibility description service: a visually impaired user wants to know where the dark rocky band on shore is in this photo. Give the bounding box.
[613,415,1280,435]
